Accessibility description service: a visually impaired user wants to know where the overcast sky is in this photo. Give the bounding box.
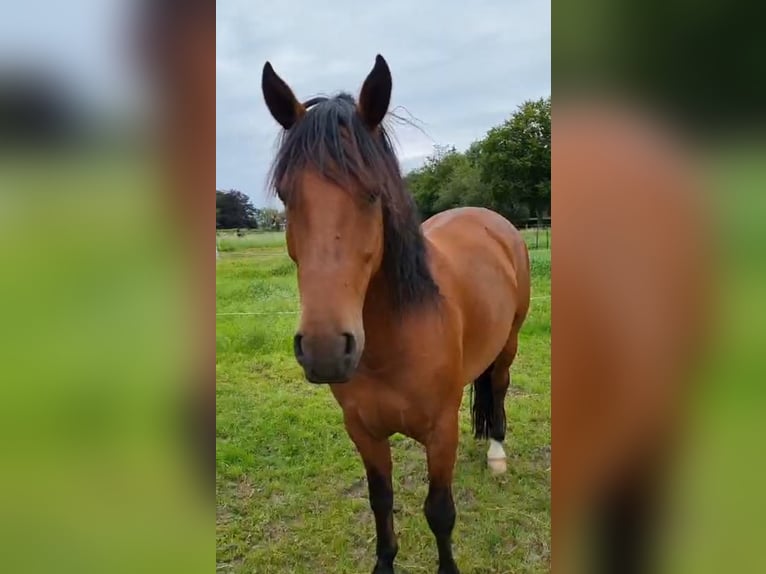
[1,0,143,118]
[217,1,550,207]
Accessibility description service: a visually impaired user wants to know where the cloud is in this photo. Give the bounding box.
[216,0,550,207]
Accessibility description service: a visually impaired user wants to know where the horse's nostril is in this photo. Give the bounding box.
[293,334,304,357]
[342,332,356,356]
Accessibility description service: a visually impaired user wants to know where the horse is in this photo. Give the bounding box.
[553,101,709,574]
[261,54,531,574]
[138,0,216,485]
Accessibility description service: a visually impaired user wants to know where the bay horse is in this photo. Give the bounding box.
[261,55,530,574]
[554,101,709,573]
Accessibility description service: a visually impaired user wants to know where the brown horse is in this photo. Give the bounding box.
[261,55,531,574]
[553,101,709,574]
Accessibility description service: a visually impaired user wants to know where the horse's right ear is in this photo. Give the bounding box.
[262,62,305,130]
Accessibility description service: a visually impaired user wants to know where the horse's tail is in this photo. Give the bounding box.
[471,363,495,439]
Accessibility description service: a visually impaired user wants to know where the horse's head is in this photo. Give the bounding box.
[262,55,395,384]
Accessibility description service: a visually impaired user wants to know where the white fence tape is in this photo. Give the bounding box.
[217,295,550,317]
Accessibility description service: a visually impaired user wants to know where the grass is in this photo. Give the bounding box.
[649,147,766,574]
[217,227,551,254]
[217,231,288,252]
[216,233,550,573]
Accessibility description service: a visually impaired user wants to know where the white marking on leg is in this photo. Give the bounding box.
[487,438,506,459]
[487,439,507,474]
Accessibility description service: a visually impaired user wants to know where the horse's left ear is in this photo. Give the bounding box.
[358,54,392,129]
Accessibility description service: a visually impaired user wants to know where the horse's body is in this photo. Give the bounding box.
[554,102,708,574]
[261,55,530,574]
[331,207,529,444]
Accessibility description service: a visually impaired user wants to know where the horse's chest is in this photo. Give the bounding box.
[334,385,432,442]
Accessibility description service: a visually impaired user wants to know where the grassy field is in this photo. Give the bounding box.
[217,231,290,252]
[216,231,551,573]
[216,228,551,254]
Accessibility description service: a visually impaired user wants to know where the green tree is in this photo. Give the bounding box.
[432,154,487,212]
[473,97,551,224]
[216,189,258,229]
[255,207,286,230]
[406,145,473,219]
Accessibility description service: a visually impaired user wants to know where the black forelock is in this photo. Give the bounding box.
[268,93,440,312]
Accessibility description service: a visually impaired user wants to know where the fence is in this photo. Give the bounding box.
[516,217,551,250]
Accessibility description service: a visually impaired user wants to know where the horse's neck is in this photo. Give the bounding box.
[363,270,400,333]
[358,271,409,371]
[358,238,442,374]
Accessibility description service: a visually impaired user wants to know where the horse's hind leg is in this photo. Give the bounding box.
[486,331,519,474]
[471,324,522,474]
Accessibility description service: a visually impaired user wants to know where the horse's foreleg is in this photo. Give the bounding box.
[424,413,460,574]
[345,420,397,574]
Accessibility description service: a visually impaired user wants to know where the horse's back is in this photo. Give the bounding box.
[423,207,529,304]
[423,207,530,380]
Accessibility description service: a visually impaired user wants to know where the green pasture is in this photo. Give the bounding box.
[216,232,551,573]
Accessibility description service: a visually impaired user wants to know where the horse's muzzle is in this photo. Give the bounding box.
[293,331,360,384]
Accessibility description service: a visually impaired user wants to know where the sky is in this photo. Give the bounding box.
[0,0,145,120]
[216,0,550,207]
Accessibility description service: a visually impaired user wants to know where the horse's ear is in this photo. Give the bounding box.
[262,62,305,130]
[358,54,392,129]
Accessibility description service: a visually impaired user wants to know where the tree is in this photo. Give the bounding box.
[255,207,286,230]
[472,97,551,225]
[406,145,481,219]
[216,189,258,229]
[431,153,487,213]
[402,97,550,225]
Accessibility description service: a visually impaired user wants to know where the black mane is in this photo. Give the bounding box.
[268,93,439,312]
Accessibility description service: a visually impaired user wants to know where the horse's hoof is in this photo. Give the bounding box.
[488,457,507,474]
[486,439,507,474]
[372,560,395,574]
